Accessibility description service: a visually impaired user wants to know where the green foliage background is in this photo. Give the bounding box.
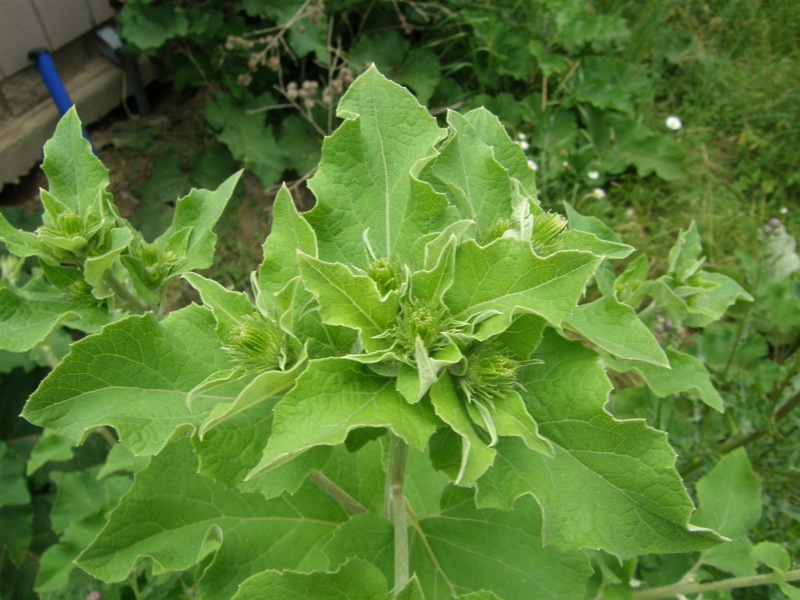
[0,0,798,598]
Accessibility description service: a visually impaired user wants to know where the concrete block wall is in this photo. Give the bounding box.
[0,0,161,191]
[0,0,114,79]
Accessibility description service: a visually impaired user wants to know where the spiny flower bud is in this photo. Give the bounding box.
[224,314,285,372]
[462,344,519,405]
[137,243,180,287]
[366,257,398,294]
[532,211,567,255]
[395,298,450,355]
[484,217,514,243]
[66,279,96,304]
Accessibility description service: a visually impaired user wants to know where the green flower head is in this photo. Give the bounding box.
[224,313,286,372]
[394,298,452,356]
[461,343,520,405]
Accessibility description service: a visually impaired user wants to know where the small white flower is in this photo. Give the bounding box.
[780,206,789,215]
[666,116,682,131]
[527,159,538,171]
[515,132,527,141]
[562,161,569,168]
[587,170,600,180]
[591,188,606,199]
[515,140,530,151]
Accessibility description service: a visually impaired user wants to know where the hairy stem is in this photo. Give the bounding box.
[385,433,410,596]
[104,272,148,314]
[308,470,367,515]
[633,569,800,599]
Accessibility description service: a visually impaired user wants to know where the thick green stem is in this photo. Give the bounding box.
[385,434,410,596]
[104,272,148,314]
[633,569,800,599]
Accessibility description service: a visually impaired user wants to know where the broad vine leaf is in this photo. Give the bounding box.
[23,305,236,455]
[305,65,454,267]
[118,2,189,50]
[0,504,32,567]
[77,437,347,599]
[476,332,722,558]
[251,358,440,477]
[232,558,389,600]
[692,449,762,577]
[0,287,110,352]
[565,294,668,367]
[444,238,600,328]
[325,488,592,599]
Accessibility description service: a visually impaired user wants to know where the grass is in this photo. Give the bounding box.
[594,0,800,273]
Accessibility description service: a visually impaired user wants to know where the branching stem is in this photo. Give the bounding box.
[633,569,800,599]
[385,433,410,596]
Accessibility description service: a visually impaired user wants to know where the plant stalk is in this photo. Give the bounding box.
[633,569,800,599]
[385,433,410,596]
[104,272,148,314]
[308,470,367,515]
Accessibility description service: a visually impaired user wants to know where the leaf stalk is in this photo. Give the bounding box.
[308,470,367,515]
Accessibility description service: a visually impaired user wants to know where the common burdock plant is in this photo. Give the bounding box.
[4,67,797,599]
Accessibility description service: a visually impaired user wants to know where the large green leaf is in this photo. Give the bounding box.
[0,287,110,353]
[565,294,668,367]
[420,110,515,238]
[156,171,242,273]
[476,332,722,558]
[257,184,317,304]
[35,468,130,592]
[251,358,440,477]
[232,558,389,600]
[606,348,724,412]
[444,238,600,328]
[692,449,762,576]
[77,437,346,599]
[298,253,399,351]
[23,305,236,455]
[41,107,109,215]
[463,108,538,200]
[305,66,454,267]
[325,488,592,599]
